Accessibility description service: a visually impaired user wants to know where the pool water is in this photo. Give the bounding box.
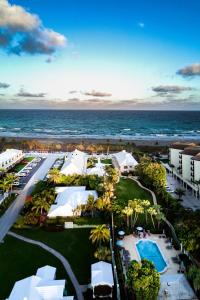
[136,240,167,273]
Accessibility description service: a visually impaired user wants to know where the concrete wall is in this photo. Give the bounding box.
[182,154,193,181]
[169,148,181,170]
[194,160,200,182]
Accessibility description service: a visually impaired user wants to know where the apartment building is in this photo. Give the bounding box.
[0,149,24,171]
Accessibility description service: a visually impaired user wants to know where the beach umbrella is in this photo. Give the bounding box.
[136,226,143,231]
[116,240,124,247]
[118,230,125,236]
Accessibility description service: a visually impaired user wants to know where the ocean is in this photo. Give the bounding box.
[0,109,200,140]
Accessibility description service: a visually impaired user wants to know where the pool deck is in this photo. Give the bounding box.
[123,234,180,275]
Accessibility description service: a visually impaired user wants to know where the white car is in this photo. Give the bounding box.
[18,173,26,177]
[13,181,20,186]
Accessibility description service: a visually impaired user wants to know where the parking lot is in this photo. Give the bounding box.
[14,157,46,189]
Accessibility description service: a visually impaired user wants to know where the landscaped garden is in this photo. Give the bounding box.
[12,156,34,173]
[0,234,74,299]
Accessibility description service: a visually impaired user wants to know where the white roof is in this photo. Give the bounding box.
[48,186,98,217]
[36,265,56,280]
[60,149,87,175]
[113,150,138,166]
[91,261,114,287]
[0,149,22,164]
[7,265,70,300]
[87,162,106,177]
[158,274,197,300]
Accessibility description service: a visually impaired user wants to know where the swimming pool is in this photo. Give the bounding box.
[136,240,168,273]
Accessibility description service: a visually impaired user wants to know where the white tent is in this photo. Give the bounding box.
[48,186,98,217]
[7,265,74,300]
[112,150,138,173]
[158,274,197,300]
[60,149,87,176]
[91,261,114,288]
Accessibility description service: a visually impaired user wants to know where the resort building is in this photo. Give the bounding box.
[7,265,74,300]
[60,149,87,176]
[91,261,114,299]
[169,143,200,196]
[48,186,98,217]
[87,157,106,177]
[0,149,24,171]
[112,150,138,173]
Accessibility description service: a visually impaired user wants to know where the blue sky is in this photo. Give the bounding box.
[0,0,200,109]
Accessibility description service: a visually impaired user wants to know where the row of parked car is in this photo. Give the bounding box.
[13,157,42,186]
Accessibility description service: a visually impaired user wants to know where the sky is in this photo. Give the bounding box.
[0,0,200,110]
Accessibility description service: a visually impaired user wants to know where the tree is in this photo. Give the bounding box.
[86,194,96,218]
[0,173,17,193]
[89,224,110,246]
[188,265,200,292]
[147,206,157,228]
[122,206,133,228]
[127,259,160,300]
[175,188,185,201]
[140,200,151,224]
[129,199,144,227]
[48,168,61,184]
[94,246,111,262]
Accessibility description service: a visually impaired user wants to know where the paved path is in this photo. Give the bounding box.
[8,231,84,300]
[0,154,57,242]
[129,176,157,205]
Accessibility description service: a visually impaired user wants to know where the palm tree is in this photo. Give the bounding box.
[188,266,200,292]
[122,205,133,228]
[86,194,96,218]
[147,206,157,228]
[48,168,61,184]
[140,200,151,224]
[153,205,165,229]
[129,199,144,227]
[175,188,185,201]
[94,246,111,262]
[31,197,50,215]
[89,224,110,246]
[0,173,17,194]
[5,173,18,192]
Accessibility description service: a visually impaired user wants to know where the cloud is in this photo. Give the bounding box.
[16,88,46,97]
[152,85,193,95]
[0,82,10,88]
[69,90,77,94]
[138,22,145,28]
[82,90,112,97]
[0,0,66,56]
[177,63,200,77]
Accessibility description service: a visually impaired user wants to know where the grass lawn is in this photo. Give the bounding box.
[0,235,74,299]
[12,157,34,172]
[12,228,96,285]
[115,178,153,207]
[101,158,112,164]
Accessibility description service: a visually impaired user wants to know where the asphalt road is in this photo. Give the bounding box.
[0,154,58,242]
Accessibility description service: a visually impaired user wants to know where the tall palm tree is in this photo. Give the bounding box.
[147,206,157,228]
[140,200,151,224]
[89,224,110,246]
[87,194,96,218]
[129,199,144,227]
[188,266,200,292]
[48,168,61,184]
[122,205,133,228]
[175,188,185,201]
[31,196,50,215]
[5,173,18,192]
[94,246,111,262]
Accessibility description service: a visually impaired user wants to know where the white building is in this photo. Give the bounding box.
[48,186,98,217]
[60,149,87,176]
[87,157,106,177]
[91,261,114,298]
[0,149,24,171]
[7,265,74,300]
[112,150,138,173]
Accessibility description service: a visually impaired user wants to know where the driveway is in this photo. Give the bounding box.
[0,154,58,242]
[166,173,200,210]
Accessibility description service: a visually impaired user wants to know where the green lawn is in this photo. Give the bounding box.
[12,228,96,284]
[115,178,153,207]
[0,235,74,299]
[13,157,34,172]
[101,158,112,164]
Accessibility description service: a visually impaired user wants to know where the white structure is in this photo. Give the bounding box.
[60,149,87,176]
[158,274,197,300]
[112,150,138,173]
[87,157,106,177]
[169,143,200,188]
[7,265,74,300]
[0,149,24,171]
[91,261,114,298]
[48,186,98,217]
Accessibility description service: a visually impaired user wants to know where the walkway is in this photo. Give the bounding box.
[8,231,84,300]
[0,154,57,241]
[129,176,157,205]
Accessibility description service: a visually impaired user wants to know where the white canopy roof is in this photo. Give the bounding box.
[91,261,114,288]
[158,274,197,300]
[48,186,98,217]
[60,149,87,175]
[113,150,138,167]
[87,161,106,177]
[7,265,70,300]
[0,149,23,165]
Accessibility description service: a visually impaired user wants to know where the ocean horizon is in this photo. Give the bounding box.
[0,109,200,140]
